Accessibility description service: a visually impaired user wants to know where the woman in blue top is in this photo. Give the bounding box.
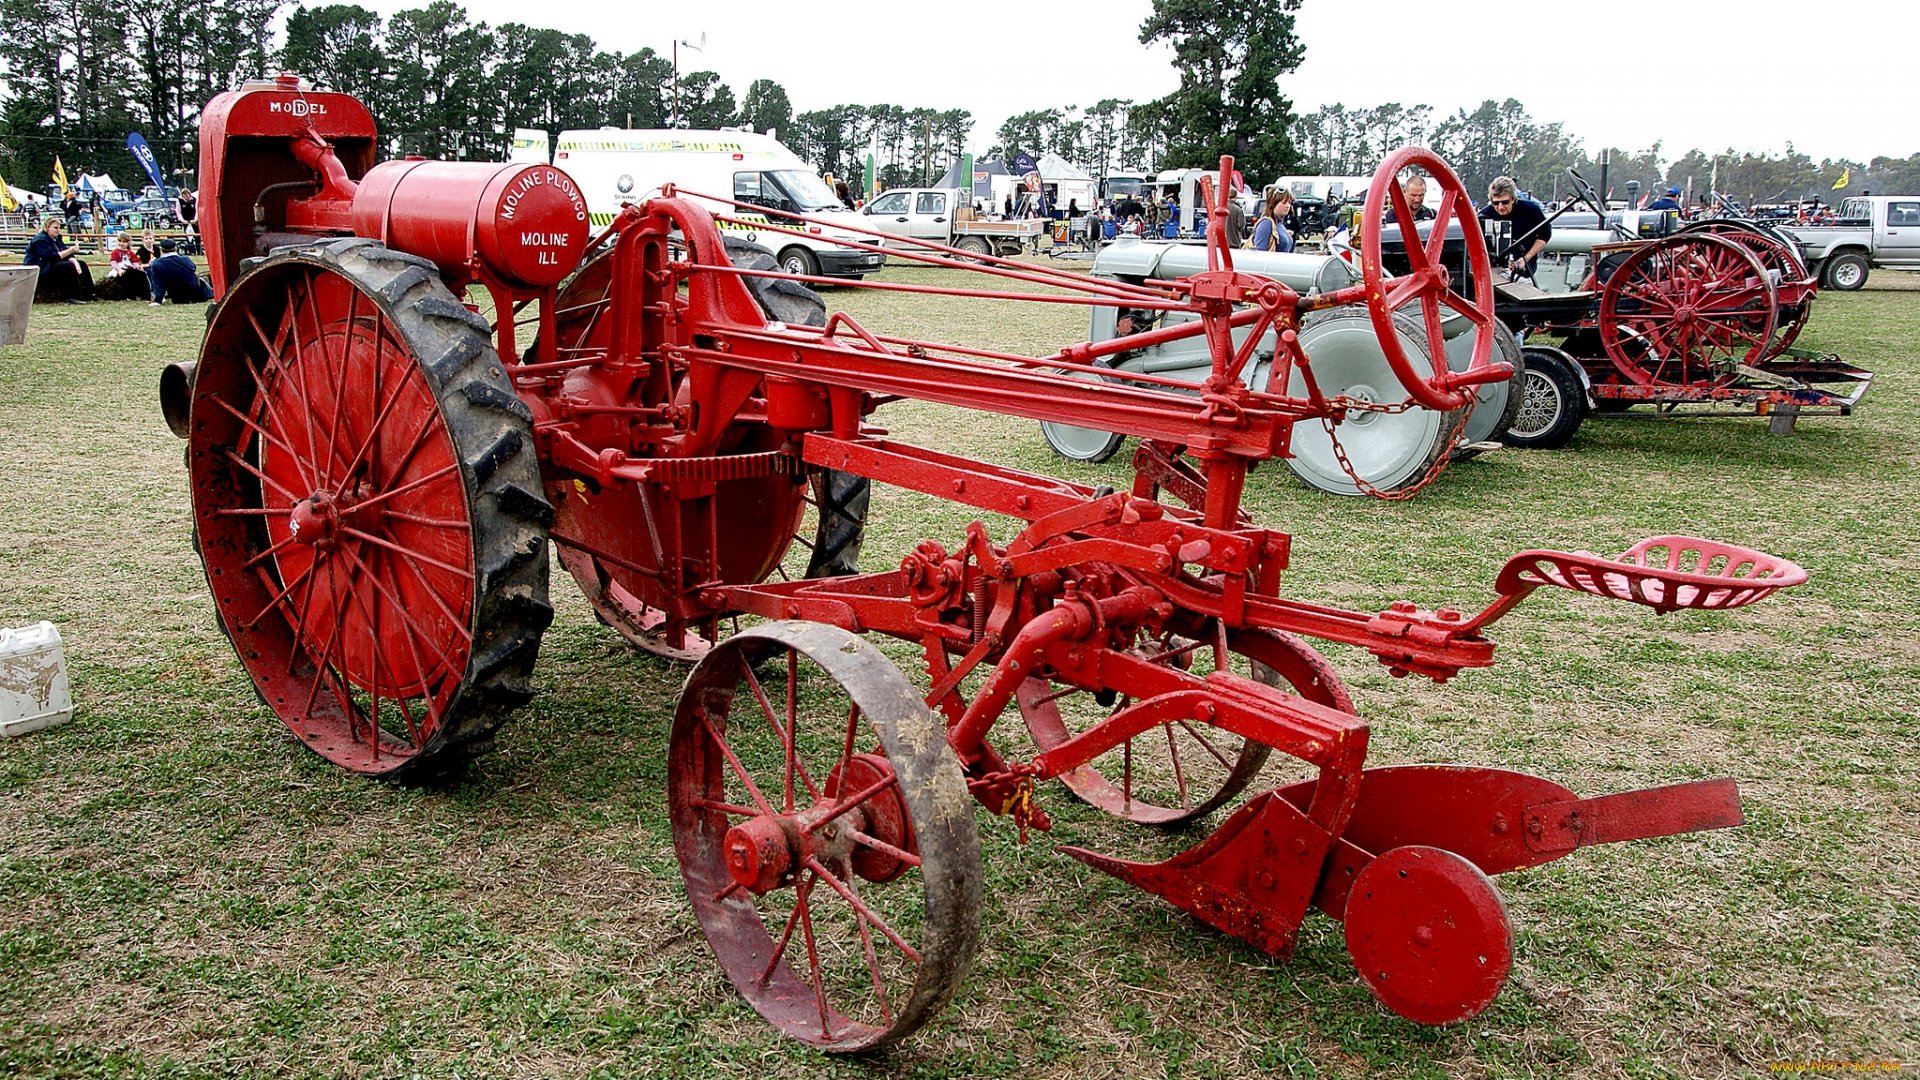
[1250,190,1294,252]
[24,217,94,303]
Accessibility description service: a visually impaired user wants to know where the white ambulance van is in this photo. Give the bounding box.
[554,128,884,279]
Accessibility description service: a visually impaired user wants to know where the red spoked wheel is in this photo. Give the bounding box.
[1598,234,1776,388]
[537,238,867,663]
[1018,625,1354,826]
[669,622,981,1052]
[1680,220,1815,358]
[1359,147,1501,412]
[188,240,551,777]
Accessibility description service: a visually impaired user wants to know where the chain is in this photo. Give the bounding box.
[1322,397,1475,502]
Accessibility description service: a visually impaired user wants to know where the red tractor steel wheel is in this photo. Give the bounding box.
[1359,147,1499,413]
[187,240,551,777]
[1681,220,1815,358]
[669,622,982,1052]
[1598,234,1776,389]
[1018,626,1354,826]
[539,240,865,662]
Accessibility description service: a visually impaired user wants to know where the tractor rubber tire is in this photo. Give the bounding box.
[1823,252,1869,291]
[723,237,870,577]
[1499,345,1587,450]
[193,238,553,780]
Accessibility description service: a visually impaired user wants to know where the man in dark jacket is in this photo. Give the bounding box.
[1478,175,1550,278]
[24,217,93,302]
[146,238,213,305]
[1384,174,1438,223]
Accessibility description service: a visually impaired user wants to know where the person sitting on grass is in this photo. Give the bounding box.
[146,238,213,306]
[24,217,94,303]
[97,233,151,301]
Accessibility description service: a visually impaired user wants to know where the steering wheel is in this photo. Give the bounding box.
[1359,147,1504,413]
[1566,168,1608,219]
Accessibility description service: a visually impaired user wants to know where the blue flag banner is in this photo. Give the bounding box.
[126,132,167,191]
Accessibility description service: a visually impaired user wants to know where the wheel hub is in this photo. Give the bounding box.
[288,491,344,547]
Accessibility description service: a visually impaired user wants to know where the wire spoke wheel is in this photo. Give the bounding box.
[1019,624,1353,827]
[1680,220,1815,359]
[669,622,981,1051]
[1598,234,1775,389]
[537,239,868,662]
[187,240,551,777]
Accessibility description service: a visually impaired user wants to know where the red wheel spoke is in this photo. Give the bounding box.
[1387,182,1428,272]
[388,544,477,647]
[842,864,895,1029]
[691,796,759,817]
[341,461,460,517]
[1175,720,1234,770]
[240,554,322,632]
[1419,295,1446,367]
[242,306,320,492]
[338,544,463,687]
[847,828,922,868]
[794,875,835,1039]
[806,857,922,965]
[379,509,468,529]
[242,529,306,571]
[317,282,361,489]
[760,878,808,985]
[1383,273,1424,311]
[223,447,307,506]
[698,711,776,816]
[338,322,416,488]
[1425,190,1458,268]
[743,662,820,806]
[298,556,360,725]
[214,506,294,517]
[207,394,310,473]
[836,699,861,795]
[804,770,901,836]
[1163,723,1190,809]
[1438,287,1491,325]
[341,526,472,581]
[285,273,343,485]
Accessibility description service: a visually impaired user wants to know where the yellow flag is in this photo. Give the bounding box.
[0,170,15,212]
[1832,167,1851,191]
[53,157,71,198]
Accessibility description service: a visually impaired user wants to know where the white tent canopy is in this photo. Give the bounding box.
[7,185,47,205]
[1034,153,1092,182]
[75,172,121,194]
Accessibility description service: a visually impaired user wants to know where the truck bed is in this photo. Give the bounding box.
[955,219,1047,238]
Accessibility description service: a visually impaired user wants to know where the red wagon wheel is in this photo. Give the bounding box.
[669,622,981,1052]
[187,239,551,777]
[1358,147,1502,413]
[538,238,867,663]
[1681,219,1815,358]
[1598,233,1776,389]
[1018,626,1353,826]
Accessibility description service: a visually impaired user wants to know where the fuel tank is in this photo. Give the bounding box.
[350,160,591,287]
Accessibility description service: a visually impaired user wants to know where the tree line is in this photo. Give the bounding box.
[5,0,1908,209]
[1293,99,1920,206]
[0,0,1299,197]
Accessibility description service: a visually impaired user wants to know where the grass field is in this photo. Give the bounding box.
[0,261,1915,1079]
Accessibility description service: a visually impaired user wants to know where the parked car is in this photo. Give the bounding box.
[1780,195,1920,290]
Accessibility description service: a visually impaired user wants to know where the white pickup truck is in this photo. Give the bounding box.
[862,187,1047,260]
[1780,195,1920,290]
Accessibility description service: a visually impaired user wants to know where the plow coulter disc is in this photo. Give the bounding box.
[1019,626,1353,827]
[1598,234,1777,388]
[669,623,981,1052]
[1280,310,1461,497]
[539,239,868,662]
[187,240,551,777]
[1344,845,1514,1025]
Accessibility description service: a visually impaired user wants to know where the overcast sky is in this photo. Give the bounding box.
[369,0,1916,165]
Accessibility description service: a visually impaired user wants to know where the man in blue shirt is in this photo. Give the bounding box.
[1645,186,1682,212]
[1478,176,1550,278]
[146,238,213,305]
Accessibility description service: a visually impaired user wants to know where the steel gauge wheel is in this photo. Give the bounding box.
[187,239,552,777]
[669,622,982,1051]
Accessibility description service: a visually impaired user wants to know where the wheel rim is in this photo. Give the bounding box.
[1283,311,1452,495]
[1019,625,1351,826]
[1598,234,1775,388]
[1832,260,1863,289]
[1040,366,1128,461]
[1507,367,1563,439]
[670,623,981,1051]
[189,247,536,775]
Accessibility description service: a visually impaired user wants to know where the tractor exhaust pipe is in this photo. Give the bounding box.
[160,360,197,439]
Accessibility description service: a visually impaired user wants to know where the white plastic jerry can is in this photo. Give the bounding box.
[0,621,74,737]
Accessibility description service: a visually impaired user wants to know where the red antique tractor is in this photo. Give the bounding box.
[164,77,1807,1050]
